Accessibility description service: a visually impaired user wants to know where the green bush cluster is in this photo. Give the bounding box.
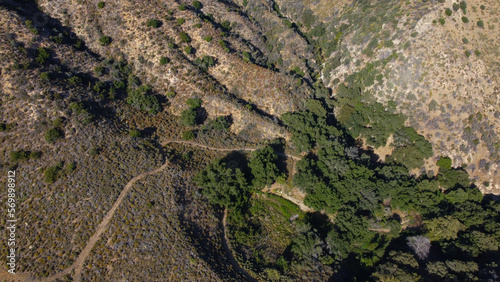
[126,78,161,114]
[193,55,215,71]
[45,128,64,143]
[147,19,162,28]
[99,36,111,46]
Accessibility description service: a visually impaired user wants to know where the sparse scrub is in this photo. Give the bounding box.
[99,36,112,46]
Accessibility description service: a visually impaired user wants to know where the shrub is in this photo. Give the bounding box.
[11,151,29,162]
[186,97,202,109]
[99,36,111,46]
[437,156,452,170]
[203,36,212,42]
[126,85,161,114]
[25,20,38,34]
[147,19,162,28]
[184,46,193,54]
[98,1,105,8]
[166,91,176,98]
[192,1,202,9]
[182,130,195,140]
[221,20,231,31]
[40,72,50,81]
[178,4,187,10]
[474,50,481,56]
[36,47,50,64]
[452,3,459,11]
[89,148,100,156]
[445,8,452,16]
[218,39,229,52]
[94,66,104,76]
[194,23,202,28]
[193,55,216,71]
[477,20,484,28]
[177,18,185,25]
[465,50,471,57]
[459,1,467,13]
[44,162,63,184]
[439,18,445,25]
[67,76,82,86]
[64,162,76,173]
[52,117,64,127]
[160,57,170,65]
[462,37,469,44]
[129,129,141,138]
[480,5,485,10]
[180,109,197,126]
[242,51,251,62]
[29,151,42,160]
[45,128,64,143]
[179,31,191,43]
[461,17,469,23]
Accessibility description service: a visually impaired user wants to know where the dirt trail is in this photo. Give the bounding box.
[25,140,302,281]
[222,209,258,282]
[43,160,170,282]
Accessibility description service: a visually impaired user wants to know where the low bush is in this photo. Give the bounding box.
[99,36,112,46]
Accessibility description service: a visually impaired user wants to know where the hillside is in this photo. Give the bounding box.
[0,0,499,280]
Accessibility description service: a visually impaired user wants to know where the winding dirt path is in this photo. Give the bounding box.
[43,160,170,282]
[222,209,258,282]
[33,140,302,281]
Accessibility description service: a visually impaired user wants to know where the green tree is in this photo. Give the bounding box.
[305,99,327,117]
[425,216,466,241]
[194,159,250,208]
[248,146,280,188]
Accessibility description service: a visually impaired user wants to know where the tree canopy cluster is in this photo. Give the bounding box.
[195,97,499,280]
[283,101,500,280]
